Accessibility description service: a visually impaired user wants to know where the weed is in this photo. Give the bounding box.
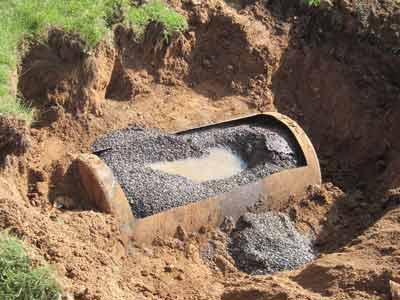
[126,0,188,41]
[392,47,400,56]
[0,97,32,123]
[304,0,321,6]
[0,234,61,300]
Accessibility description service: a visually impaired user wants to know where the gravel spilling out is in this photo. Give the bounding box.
[229,212,315,275]
[92,122,305,218]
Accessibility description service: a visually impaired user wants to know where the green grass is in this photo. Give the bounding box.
[0,0,187,123]
[304,0,321,6]
[0,234,61,300]
[126,0,188,41]
[0,97,32,124]
[0,0,118,122]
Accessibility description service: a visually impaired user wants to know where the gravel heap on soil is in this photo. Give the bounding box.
[92,123,303,218]
[229,212,315,275]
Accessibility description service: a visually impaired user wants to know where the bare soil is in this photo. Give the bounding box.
[1,0,400,299]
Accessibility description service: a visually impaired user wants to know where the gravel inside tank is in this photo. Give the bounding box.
[92,123,303,218]
[229,212,315,275]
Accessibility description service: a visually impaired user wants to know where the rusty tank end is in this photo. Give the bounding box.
[74,113,321,245]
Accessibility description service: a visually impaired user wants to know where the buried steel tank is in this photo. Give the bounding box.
[74,113,321,245]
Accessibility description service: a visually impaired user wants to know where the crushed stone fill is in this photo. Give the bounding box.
[92,123,304,218]
[229,212,315,275]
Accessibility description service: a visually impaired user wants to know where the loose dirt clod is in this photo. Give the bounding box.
[0,116,30,163]
[391,280,400,300]
[92,122,304,218]
[229,212,315,275]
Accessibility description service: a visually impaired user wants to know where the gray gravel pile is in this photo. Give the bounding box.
[229,212,315,275]
[92,123,304,218]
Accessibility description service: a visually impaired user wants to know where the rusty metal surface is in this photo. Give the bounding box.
[75,113,321,245]
[74,154,136,246]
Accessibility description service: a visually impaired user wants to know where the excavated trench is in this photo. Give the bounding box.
[88,115,320,275]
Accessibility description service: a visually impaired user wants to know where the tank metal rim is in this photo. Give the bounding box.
[74,112,322,245]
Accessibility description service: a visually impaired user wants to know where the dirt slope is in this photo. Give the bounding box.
[1,0,400,299]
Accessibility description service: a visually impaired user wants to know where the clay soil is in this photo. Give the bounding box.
[1,0,400,299]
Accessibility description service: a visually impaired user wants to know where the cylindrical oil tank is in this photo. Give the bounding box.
[74,113,321,245]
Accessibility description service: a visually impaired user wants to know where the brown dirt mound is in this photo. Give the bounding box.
[18,29,115,116]
[0,116,30,164]
[107,5,275,109]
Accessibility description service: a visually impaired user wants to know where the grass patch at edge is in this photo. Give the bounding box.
[303,0,321,6]
[126,0,188,41]
[0,233,61,300]
[0,0,188,123]
[0,96,33,123]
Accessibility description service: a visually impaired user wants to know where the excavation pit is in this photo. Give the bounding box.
[75,113,321,244]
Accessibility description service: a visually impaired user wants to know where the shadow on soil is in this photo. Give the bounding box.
[270,4,400,253]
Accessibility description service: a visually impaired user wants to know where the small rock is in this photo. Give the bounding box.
[185,0,201,5]
[174,225,187,241]
[382,188,400,208]
[164,263,174,273]
[307,184,327,204]
[376,160,386,171]
[45,105,65,123]
[30,168,47,182]
[175,273,185,281]
[352,130,362,140]
[203,58,211,68]
[54,196,75,209]
[141,270,149,277]
[0,116,31,160]
[36,182,48,197]
[74,288,89,298]
[143,248,154,257]
[320,0,334,9]
[61,292,74,300]
[214,255,236,273]
[390,280,400,300]
[220,216,235,235]
[198,226,207,234]
[185,243,201,263]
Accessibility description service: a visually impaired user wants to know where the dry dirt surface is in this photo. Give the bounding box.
[1,0,400,299]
